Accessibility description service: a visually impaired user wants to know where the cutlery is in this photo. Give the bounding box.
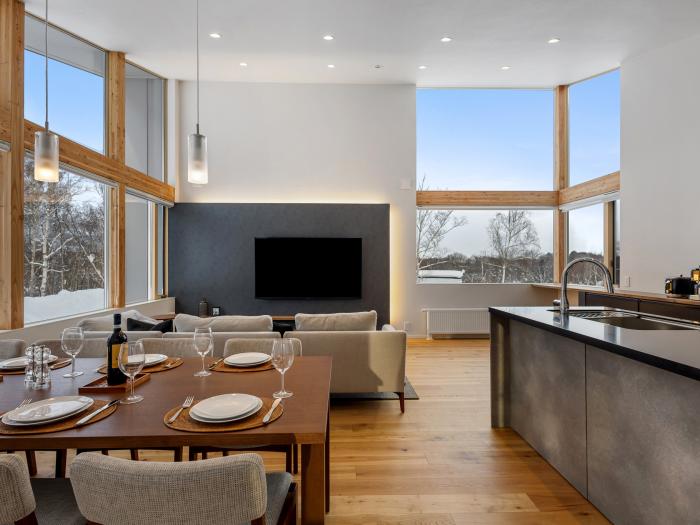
[168,395,194,423]
[208,358,224,370]
[262,398,282,424]
[76,399,119,427]
[16,398,33,410]
[165,358,182,369]
[50,359,71,370]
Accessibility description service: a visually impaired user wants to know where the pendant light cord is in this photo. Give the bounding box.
[195,0,200,135]
[44,0,49,131]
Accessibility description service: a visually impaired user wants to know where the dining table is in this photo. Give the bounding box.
[0,355,332,525]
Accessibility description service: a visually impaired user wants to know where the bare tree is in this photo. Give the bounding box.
[415,175,467,274]
[487,210,541,283]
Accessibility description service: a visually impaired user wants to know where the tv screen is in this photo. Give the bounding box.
[255,237,362,299]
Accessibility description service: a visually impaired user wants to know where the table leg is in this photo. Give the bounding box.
[301,443,325,525]
[325,408,330,513]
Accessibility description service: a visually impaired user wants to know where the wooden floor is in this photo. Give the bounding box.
[29,338,609,524]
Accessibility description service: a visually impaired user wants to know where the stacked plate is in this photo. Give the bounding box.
[0,355,59,370]
[143,354,168,367]
[1,396,94,427]
[189,393,263,424]
[223,352,271,368]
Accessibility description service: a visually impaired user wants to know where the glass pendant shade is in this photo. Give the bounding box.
[187,132,208,185]
[34,130,60,182]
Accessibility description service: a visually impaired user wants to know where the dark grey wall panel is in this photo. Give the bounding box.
[168,203,390,325]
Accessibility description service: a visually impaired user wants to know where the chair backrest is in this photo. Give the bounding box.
[0,454,36,524]
[164,332,280,357]
[140,338,196,358]
[83,331,164,341]
[70,453,267,525]
[34,338,108,359]
[224,338,302,358]
[0,339,25,360]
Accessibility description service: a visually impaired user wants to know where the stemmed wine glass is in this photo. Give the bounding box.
[118,341,145,404]
[61,327,84,378]
[271,339,294,399]
[193,327,213,377]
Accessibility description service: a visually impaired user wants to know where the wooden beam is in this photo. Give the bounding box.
[553,85,569,282]
[0,0,24,328]
[107,51,126,163]
[603,201,615,277]
[416,191,558,208]
[558,172,620,206]
[109,184,125,308]
[151,202,158,300]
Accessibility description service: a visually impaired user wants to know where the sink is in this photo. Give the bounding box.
[566,310,698,330]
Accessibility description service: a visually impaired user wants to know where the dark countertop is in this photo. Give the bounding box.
[489,306,700,381]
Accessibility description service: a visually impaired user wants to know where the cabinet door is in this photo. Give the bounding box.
[638,300,700,321]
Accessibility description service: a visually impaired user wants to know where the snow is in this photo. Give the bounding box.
[24,288,106,324]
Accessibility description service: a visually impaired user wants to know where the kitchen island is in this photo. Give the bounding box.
[490,306,700,525]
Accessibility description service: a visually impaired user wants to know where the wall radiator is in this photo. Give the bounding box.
[423,308,490,339]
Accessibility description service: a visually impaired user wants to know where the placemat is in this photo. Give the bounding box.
[164,397,283,433]
[97,357,183,374]
[0,358,71,376]
[210,360,274,373]
[0,399,117,435]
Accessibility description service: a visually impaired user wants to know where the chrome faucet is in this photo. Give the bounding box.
[559,257,615,314]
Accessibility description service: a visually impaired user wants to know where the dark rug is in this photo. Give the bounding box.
[330,378,419,401]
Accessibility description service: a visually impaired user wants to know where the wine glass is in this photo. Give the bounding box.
[271,339,294,399]
[193,327,213,377]
[118,341,145,404]
[61,327,84,378]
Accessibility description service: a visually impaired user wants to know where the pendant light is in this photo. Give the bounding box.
[187,0,208,185]
[34,0,59,183]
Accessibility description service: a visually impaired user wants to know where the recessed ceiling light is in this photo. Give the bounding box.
[374,64,383,69]
[327,64,335,69]
[440,36,452,43]
[323,34,334,41]
[501,65,512,70]
[209,32,222,39]
[239,62,248,67]
[418,65,428,70]
[548,37,561,44]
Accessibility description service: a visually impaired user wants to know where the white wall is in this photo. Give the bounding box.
[621,34,700,292]
[177,81,548,335]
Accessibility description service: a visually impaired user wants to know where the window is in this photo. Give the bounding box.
[23,156,108,323]
[567,204,604,284]
[416,209,553,283]
[24,15,106,153]
[125,193,152,304]
[417,89,554,190]
[569,70,620,186]
[125,63,164,179]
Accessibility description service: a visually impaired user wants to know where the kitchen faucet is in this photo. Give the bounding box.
[559,257,615,314]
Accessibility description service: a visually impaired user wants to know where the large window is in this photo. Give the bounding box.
[125,63,164,180]
[24,15,106,153]
[23,156,108,324]
[567,204,604,284]
[569,70,620,185]
[417,209,553,283]
[417,89,554,190]
[125,193,152,304]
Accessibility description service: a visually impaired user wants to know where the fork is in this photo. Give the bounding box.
[165,358,182,369]
[168,395,194,423]
[16,398,32,409]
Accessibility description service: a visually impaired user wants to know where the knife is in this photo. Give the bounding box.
[263,398,282,424]
[208,358,224,370]
[76,399,119,427]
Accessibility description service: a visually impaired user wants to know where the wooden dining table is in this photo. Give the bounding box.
[0,356,332,525]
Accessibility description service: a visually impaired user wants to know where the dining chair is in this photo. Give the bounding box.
[34,338,107,358]
[189,338,301,474]
[70,452,296,525]
[0,453,83,525]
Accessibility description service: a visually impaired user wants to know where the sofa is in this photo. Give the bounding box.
[284,311,407,411]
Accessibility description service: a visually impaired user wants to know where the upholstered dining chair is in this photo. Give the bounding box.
[34,338,108,359]
[0,453,83,525]
[70,452,296,525]
[189,338,301,474]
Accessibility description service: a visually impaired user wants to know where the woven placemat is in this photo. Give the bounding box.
[97,357,183,375]
[164,397,283,433]
[210,360,274,373]
[0,358,72,376]
[0,399,117,435]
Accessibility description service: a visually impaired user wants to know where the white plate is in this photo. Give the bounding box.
[143,354,168,367]
[224,352,272,368]
[0,355,59,370]
[189,402,262,424]
[190,394,262,421]
[2,396,94,426]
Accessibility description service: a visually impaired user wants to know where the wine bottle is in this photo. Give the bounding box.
[107,313,127,385]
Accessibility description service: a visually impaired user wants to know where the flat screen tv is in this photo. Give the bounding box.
[255,237,362,299]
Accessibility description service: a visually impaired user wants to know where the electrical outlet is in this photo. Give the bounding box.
[400,179,412,190]
[624,275,631,287]
[403,321,412,332]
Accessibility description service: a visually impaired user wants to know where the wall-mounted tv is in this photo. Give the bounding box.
[255,237,362,299]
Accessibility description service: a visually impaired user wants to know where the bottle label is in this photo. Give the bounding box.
[111,344,122,368]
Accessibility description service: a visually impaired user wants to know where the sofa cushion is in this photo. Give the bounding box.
[126,318,174,333]
[78,310,157,331]
[174,314,273,333]
[295,311,377,331]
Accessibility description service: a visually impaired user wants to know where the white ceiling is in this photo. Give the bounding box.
[24,0,700,87]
